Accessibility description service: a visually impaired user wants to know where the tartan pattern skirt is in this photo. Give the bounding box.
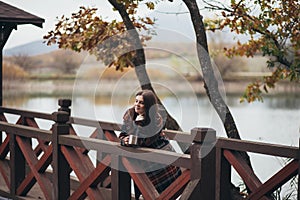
[147,164,182,193]
[134,137,182,198]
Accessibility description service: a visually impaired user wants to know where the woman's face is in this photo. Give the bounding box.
[134,95,145,115]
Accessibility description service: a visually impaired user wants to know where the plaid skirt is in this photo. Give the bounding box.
[134,138,182,197]
[146,164,182,193]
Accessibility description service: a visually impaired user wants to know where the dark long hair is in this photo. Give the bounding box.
[135,90,158,125]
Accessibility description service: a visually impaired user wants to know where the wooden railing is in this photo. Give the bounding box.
[0,99,298,200]
[216,137,299,199]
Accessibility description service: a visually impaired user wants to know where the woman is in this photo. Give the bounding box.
[119,90,181,199]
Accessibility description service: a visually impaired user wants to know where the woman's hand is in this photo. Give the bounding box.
[120,136,129,146]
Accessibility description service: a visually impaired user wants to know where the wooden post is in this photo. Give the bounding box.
[0,49,2,144]
[216,147,231,200]
[10,133,25,197]
[298,138,299,200]
[52,111,70,200]
[0,48,2,107]
[182,128,216,200]
[0,25,14,107]
[111,155,131,200]
[58,99,71,115]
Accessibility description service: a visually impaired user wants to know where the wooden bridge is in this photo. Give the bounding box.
[0,99,298,200]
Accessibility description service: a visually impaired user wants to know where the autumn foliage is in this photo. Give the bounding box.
[3,61,28,80]
[44,4,155,71]
[204,0,300,102]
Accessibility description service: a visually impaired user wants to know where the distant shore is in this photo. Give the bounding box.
[4,78,299,98]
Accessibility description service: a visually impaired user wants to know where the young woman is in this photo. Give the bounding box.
[119,90,181,199]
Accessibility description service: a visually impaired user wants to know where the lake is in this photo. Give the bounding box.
[3,81,300,196]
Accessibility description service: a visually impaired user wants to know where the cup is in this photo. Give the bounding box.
[128,134,138,146]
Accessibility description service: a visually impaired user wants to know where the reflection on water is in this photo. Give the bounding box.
[267,95,300,109]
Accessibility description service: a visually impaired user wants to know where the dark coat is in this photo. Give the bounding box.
[119,107,167,147]
[119,107,182,196]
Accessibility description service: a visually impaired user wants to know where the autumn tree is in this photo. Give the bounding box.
[44,0,188,151]
[9,53,35,71]
[203,0,300,102]
[52,50,83,74]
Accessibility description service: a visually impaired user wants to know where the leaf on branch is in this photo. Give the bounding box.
[43,5,156,72]
[240,81,263,103]
[146,2,155,10]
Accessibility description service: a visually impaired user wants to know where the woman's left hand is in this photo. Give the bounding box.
[120,136,129,146]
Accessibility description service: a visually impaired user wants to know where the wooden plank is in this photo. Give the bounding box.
[24,118,39,129]
[0,107,52,120]
[0,113,7,122]
[190,141,216,199]
[216,148,231,200]
[217,137,298,159]
[65,131,96,176]
[70,117,122,131]
[104,130,119,142]
[52,117,71,200]
[69,155,111,200]
[190,142,201,180]
[0,116,22,159]
[16,136,52,199]
[0,134,9,159]
[223,150,270,200]
[10,133,25,197]
[89,129,99,139]
[25,118,50,155]
[0,159,10,189]
[0,121,52,142]
[247,160,298,200]
[61,145,90,189]
[179,179,200,200]
[122,157,159,200]
[101,175,111,188]
[17,145,52,196]
[59,135,191,169]
[68,125,90,155]
[61,145,106,200]
[33,140,49,157]
[223,150,262,190]
[158,169,190,200]
[111,155,131,200]
[163,130,194,143]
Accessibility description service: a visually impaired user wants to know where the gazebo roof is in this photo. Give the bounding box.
[0,1,45,28]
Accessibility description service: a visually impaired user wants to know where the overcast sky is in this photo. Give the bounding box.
[2,0,206,49]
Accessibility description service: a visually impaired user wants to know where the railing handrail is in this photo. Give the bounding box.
[0,106,53,120]
[217,137,298,159]
[70,116,122,131]
[0,121,52,141]
[59,134,191,169]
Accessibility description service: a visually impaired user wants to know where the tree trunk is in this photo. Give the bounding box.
[108,0,189,152]
[182,0,254,196]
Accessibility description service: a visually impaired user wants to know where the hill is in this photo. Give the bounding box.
[3,40,58,56]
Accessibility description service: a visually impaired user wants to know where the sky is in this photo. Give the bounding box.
[2,0,203,49]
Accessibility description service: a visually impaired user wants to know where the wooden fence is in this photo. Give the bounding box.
[0,99,298,200]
